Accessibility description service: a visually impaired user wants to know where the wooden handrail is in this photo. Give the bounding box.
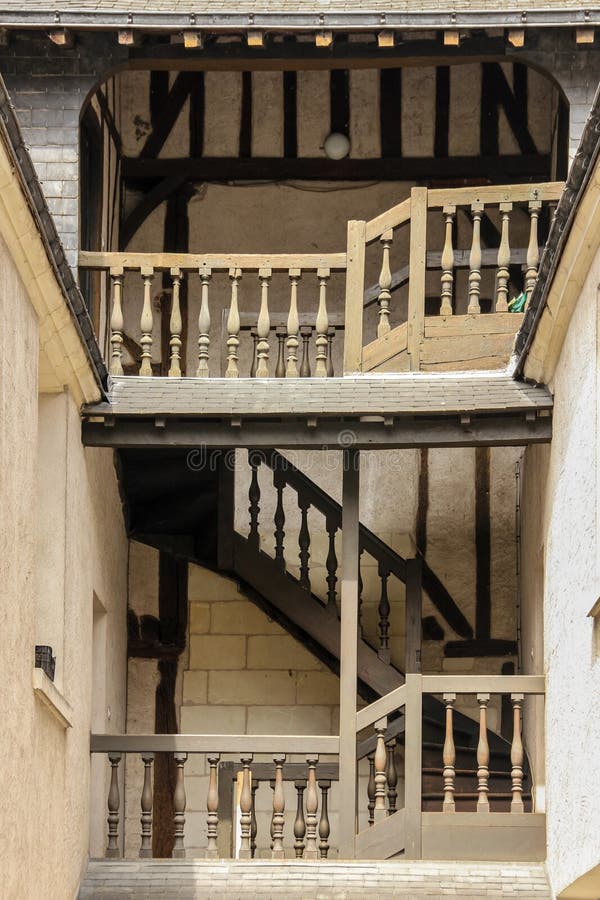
[365,197,411,244]
[91,733,339,754]
[427,182,564,209]
[356,684,407,732]
[422,674,545,694]
[79,251,346,271]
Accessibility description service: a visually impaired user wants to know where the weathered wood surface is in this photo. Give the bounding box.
[355,808,406,859]
[420,812,546,861]
[80,251,346,271]
[91,733,339,754]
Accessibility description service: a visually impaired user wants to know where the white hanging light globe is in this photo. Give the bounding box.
[323,132,350,160]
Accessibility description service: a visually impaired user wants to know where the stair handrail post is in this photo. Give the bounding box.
[404,673,423,859]
[407,187,428,372]
[343,220,366,374]
[405,557,423,674]
[338,447,360,859]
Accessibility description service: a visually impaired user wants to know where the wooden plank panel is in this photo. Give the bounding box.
[356,808,406,859]
[420,332,517,367]
[421,812,546,862]
[362,321,408,371]
[424,312,523,337]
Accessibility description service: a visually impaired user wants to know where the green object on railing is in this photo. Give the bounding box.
[508,292,527,313]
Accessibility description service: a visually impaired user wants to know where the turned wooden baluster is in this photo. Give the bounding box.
[168,268,183,377]
[386,739,398,814]
[442,692,456,812]
[318,780,331,858]
[377,562,391,664]
[173,752,187,858]
[304,756,319,859]
[256,268,271,378]
[139,266,155,376]
[273,467,286,570]
[197,265,211,377]
[139,753,154,858]
[271,756,286,859]
[298,497,311,592]
[225,267,241,378]
[315,268,330,377]
[377,229,393,336]
[109,267,124,376]
[326,329,335,378]
[239,756,253,859]
[374,719,388,822]
[251,781,259,859]
[250,331,258,378]
[525,200,542,304]
[300,326,312,377]
[286,269,301,376]
[206,754,220,859]
[293,779,307,857]
[325,516,338,610]
[248,452,261,552]
[440,206,455,316]
[495,202,512,313]
[275,328,286,378]
[367,754,376,826]
[467,203,484,315]
[510,693,525,813]
[106,752,122,858]
[477,693,491,812]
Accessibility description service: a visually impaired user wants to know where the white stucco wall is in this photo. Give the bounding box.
[520,245,600,897]
[0,228,129,899]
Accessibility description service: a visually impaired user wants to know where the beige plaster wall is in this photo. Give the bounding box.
[520,246,600,896]
[0,226,129,899]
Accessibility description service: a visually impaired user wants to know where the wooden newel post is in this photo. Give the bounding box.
[405,557,423,674]
[343,221,366,375]
[338,447,360,858]
[172,752,187,858]
[404,674,423,859]
[106,752,122,858]
[407,187,428,372]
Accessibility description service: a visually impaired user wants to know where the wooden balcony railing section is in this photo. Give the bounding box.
[79,181,563,379]
[91,675,544,862]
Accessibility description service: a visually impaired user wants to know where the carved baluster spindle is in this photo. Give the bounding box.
[225,267,241,378]
[256,268,272,377]
[374,719,388,823]
[510,693,525,813]
[326,329,335,378]
[318,780,331,858]
[315,268,330,377]
[248,452,261,552]
[467,202,484,315]
[495,202,512,312]
[325,517,338,610]
[273,468,286,570]
[239,756,253,859]
[172,752,187,858]
[304,757,319,859]
[298,498,311,592]
[442,693,456,813]
[206,754,220,859]
[167,268,183,377]
[377,563,391,664]
[275,328,286,378]
[476,693,491,812]
[300,326,312,377]
[440,206,455,316]
[109,267,124,376]
[139,267,155,376]
[250,331,258,378]
[196,265,212,377]
[525,200,542,304]
[377,229,393,336]
[251,781,259,859]
[286,269,301,376]
[271,756,286,859]
[139,753,154,858]
[293,780,307,857]
[367,754,376,827]
[106,752,122,858]
[386,739,398,814]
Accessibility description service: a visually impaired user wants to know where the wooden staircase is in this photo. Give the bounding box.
[118,446,530,820]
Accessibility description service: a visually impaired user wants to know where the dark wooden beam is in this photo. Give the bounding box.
[82,413,552,450]
[475,446,491,640]
[330,68,350,137]
[122,153,551,182]
[239,71,252,158]
[444,638,518,657]
[380,68,402,158]
[434,65,450,159]
[120,175,187,249]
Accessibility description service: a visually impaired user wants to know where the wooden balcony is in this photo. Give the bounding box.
[79,181,564,384]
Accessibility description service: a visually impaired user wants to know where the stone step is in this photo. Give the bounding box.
[79,859,551,899]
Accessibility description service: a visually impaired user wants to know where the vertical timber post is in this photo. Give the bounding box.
[338,447,360,858]
[404,673,423,858]
[405,557,423,674]
[343,221,366,374]
[407,187,428,372]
